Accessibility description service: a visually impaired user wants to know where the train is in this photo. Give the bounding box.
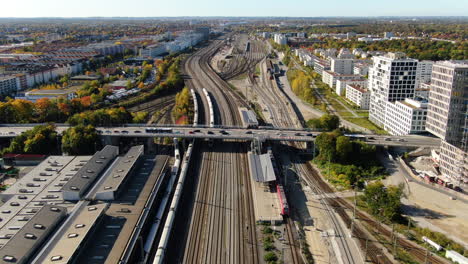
[202,88,215,128]
[190,89,199,127]
[266,59,275,80]
[276,184,289,216]
[145,127,173,133]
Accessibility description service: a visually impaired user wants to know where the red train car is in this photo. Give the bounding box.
[277,184,289,216]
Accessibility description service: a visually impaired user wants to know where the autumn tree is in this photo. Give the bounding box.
[2,124,58,155]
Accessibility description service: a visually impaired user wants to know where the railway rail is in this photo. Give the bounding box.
[179,37,259,264]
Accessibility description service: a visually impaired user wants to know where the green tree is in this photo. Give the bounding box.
[336,136,352,162]
[315,132,337,162]
[61,125,99,155]
[320,114,340,131]
[363,181,404,222]
[2,124,58,155]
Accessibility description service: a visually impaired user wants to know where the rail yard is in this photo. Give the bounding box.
[0,29,459,264]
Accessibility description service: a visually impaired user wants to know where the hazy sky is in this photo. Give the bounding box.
[1,0,467,17]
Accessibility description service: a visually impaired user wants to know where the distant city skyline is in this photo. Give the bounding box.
[1,0,467,18]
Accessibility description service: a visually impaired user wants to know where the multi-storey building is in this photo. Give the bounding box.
[416,60,434,88]
[330,58,354,74]
[426,61,468,185]
[353,62,370,76]
[322,70,360,89]
[335,78,367,96]
[313,59,330,75]
[139,44,166,58]
[368,52,418,127]
[0,76,19,97]
[273,34,287,45]
[337,48,354,59]
[384,97,428,136]
[346,84,371,109]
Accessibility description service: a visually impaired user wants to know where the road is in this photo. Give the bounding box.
[0,125,441,147]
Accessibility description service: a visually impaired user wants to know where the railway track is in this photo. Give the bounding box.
[220,35,267,80]
[128,96,175,115]
[250,57,361,264]
[180,37,259,264]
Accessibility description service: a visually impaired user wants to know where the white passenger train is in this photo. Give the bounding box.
[202,88,215,128]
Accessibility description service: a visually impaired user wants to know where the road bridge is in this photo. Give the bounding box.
[0,124,441,148]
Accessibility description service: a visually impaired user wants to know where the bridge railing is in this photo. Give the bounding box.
[0,123,327,132]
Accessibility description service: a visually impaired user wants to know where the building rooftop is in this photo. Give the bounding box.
[62,146,119,201]
[399,97,428,109]
[434,60,468,69]
[74,155,168,264]
[347,84,369,93]
[40,203,108,264]
[25,88,77,96]
[248,152,276,182]
[0,205,66,264]
[94,145,144,201]
[0,156,90,246]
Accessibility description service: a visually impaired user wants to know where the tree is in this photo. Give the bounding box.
[2,124,58,155]
[336,136,352,162]
[363,181,404,222]
[61,125,99,155]
[320,114,340,131]
[315,132,337,162]
[307,114,340,131]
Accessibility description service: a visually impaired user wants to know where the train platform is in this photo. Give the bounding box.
[250,178,283,224]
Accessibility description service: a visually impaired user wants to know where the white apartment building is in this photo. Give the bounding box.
[295,49,316,67]
[273,34,287,45]
[368,52,418,127]
[384,97,428,136]
[261,32,271,38]
[0,76,19,97]
[337,48,354,59]
[335,78,367,96]
[415,83,430,99]
[416,60,433,87]
[346,84,371,109]
[353,62,370,76]
[426,61,468,184]
[330,58,354,74]
[322,70,360,89]
[313,59,330,75]
[139,44,166,58]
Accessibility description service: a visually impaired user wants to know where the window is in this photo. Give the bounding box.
[51,256,62,261]
[3,255,16,262]
[24,233,36,239]
[68,233,78,238]
[34,224,45,229]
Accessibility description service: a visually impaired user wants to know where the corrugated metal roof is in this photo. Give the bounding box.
[248,153,276,182]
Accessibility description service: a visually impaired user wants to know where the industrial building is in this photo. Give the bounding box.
[0,144,173,264]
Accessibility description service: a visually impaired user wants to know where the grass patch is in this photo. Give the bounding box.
[343,117,387,134]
